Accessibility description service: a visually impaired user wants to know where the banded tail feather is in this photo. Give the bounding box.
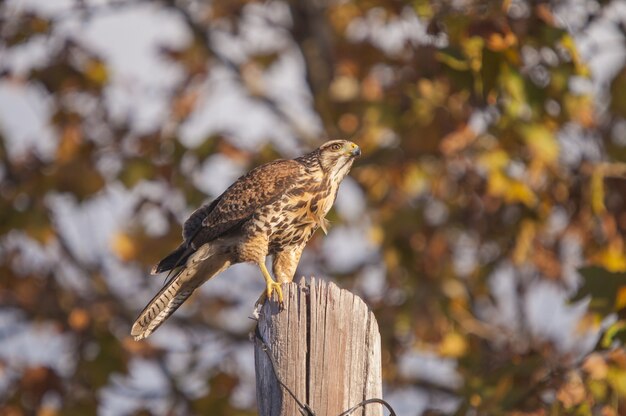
[133,244,230,340]
[131,271,196,340]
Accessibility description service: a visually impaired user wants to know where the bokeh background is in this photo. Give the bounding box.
[2,0,626,415]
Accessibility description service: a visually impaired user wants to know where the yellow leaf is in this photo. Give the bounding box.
[111,232,137,262]
[560,34,590,77]
[435,51,469,71]
[369,225,384,245]
[593,239,626,273]
[403,165,428,197]
[417,78,448,104]
[487,170,508,195]
[487,171,536,207]
[607,368,626,395]
[616,287,626,311]
[478,149,509,172]
[383,248,399,270]
[463,36,484,72]
[522,124,559,165]
[559,34,579,60]
[438,332,467,358]
[602,321,626,348]
[85,59,108,85]
[512,220,535,265]
[486,31,517,52]
[413,0,434,18]
[591,168,606,215]
[501,66,526,117]
[505,179,537,206]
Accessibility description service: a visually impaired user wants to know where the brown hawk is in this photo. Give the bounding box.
[131,140,361,340]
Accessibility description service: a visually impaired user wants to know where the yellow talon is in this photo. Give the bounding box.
[257,262,285,310]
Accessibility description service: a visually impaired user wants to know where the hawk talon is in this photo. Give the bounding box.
[255,281,285,310]
[266,281,282,300]
[270,282,285,311]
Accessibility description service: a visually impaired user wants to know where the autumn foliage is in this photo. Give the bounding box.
[1,1,626,415]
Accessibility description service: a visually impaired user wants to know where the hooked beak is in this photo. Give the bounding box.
[349,144,361,158]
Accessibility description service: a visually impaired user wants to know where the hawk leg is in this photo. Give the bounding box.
[256,261,284,310]
[272,245,305,284]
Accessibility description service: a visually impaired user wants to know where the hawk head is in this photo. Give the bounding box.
[315,140,361,182]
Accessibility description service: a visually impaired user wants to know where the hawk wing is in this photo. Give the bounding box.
[152,159,304,274]
[190,159,304,245]
[182,198,220,242]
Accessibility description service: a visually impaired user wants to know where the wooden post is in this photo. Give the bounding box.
[254,277,383,416]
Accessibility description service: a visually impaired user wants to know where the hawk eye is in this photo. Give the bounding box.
[330,143,342,151]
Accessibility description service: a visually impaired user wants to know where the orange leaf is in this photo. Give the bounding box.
[439,124,476,155]
[556,372,586,408]
[582,353,609,380]
[56,124,82,163]
[68,308,90,331]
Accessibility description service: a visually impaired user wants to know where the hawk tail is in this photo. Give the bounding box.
[151,244,192,275]
[133,246,230,340]
[131,270,196,340]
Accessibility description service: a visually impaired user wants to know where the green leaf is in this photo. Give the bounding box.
[601,321,626,348]
[575,267,626,316]
[610,68,626,117]
[118,158,155,188]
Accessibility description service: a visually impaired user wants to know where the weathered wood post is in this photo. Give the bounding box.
[254,277,383,416]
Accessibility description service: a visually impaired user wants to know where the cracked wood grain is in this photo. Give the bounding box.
[254,277,382,416]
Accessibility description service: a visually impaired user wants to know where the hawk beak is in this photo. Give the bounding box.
[349,145,361,158]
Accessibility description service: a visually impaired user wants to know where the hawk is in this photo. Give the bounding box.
[131,140,361,340]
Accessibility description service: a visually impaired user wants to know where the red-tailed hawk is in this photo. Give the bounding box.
[131,140,361,340]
